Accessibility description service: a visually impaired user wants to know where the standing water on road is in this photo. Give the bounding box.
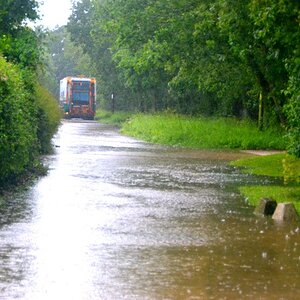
[0,120,299,299]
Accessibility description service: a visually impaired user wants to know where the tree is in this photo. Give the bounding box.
[39,26,95,97]
[66,0,300,154]
[68,0,140,111]
[0,0,39,35]
[218,0,300,125]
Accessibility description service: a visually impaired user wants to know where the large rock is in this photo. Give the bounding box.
[272,203,299,222]
[254,198,277,216]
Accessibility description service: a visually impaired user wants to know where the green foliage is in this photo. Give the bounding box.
[36,85,61,153]
[284,68,300,157]
[0,57,61,186]
[68,0,137,111]
[218,0,300,133]
[0,0,62,187]
[122,113,286,150]
[0,0,39,35]
[282,155,300,185]
[2,27,42,69]
[67,0,300,154]
[0,1,40,69]
[0,55,38,183]
[38,26,96,98]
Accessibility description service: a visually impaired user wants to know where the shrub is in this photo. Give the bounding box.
[283,155,300,185]
[284,95,300,157]
[36,85,61,153]
[0,55,38,183]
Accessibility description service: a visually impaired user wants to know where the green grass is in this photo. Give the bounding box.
[232,154,300,214]
[240,186,300,214]
[95,110,132,125]
[121,113,286,150]
[231,154,286,177]
[231,153,300,183]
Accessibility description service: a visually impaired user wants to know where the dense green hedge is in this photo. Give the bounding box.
[0,56,37,182]
[285,95,300,157]
[0,55,61,188]
[36,85,61,154]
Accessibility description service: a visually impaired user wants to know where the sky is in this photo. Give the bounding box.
[34,0,73,29]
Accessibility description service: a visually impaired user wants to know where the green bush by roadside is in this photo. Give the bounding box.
[0,55,38,184]
[0,55,61,189]
[36,85,61,154]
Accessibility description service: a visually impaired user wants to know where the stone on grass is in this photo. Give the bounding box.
[254,198,277,216]
[272,203,299,222]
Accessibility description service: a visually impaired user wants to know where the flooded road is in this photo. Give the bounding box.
[0,120,299,299]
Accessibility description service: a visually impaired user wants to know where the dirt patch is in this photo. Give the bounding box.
[241,150,285,156]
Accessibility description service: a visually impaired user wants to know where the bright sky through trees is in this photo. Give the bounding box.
[36,0,72,29]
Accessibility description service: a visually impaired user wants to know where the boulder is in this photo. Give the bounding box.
[272,203,299,222]
[254,198,277,216]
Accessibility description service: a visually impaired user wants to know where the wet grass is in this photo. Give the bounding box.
[240,186,300,214]
[121,113,286,150]
[231,154,286,177]
[95,110,132,125]
[232,154,300,214]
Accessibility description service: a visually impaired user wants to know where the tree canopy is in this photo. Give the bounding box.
[67,0,299,155]
[0,0,39,34]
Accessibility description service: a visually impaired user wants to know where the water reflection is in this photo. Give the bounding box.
[0,120,299,299]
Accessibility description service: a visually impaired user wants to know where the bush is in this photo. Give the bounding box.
[0,55,38,183]
[284,95,300,157]
[36,85,61,153]
[283,155,300,185]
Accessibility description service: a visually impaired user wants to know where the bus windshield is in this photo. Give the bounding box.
[72,81,90,103]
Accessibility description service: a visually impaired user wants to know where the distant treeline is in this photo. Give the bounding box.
[64,0,299,156]
[0,0,61,188]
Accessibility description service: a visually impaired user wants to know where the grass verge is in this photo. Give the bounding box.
[231,154,300,214]
[239,186,300,214]
[95,110,132,125]
[231,154,286,177]
[121,113,286,150]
